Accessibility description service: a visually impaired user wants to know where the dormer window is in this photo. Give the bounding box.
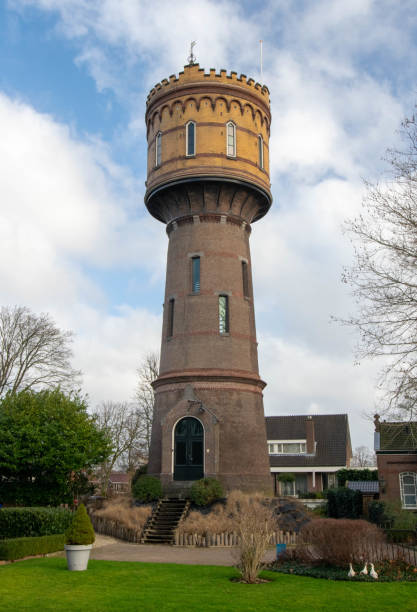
[258,135,263,169]
[155,131,162,166]
[186,121,196,156]
[268,441,307,454]
[226,121,236,157]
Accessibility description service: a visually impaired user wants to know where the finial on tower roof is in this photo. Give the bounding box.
[187,41,197,65]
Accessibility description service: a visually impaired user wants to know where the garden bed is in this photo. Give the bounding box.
[269,560,417,582]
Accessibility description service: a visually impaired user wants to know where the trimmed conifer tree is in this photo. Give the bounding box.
[65,503,95,545]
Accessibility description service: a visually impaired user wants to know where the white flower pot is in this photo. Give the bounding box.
[64,544,93,571]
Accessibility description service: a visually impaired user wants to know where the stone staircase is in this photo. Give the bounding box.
[142,498,189,544]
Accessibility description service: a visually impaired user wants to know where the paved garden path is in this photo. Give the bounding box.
[89,535,276,566]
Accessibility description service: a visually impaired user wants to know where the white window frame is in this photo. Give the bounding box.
[155,131,162,166]
[258,135,264,169]
[226,121,236,157]
[186,121,196,157]
[399,472,417,509]
[268,440,307,455]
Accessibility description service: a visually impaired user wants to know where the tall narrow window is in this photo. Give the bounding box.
[258,135,263,169]
[155,131,162,166]
[219,295,229,334]
[226,122,236,157]
[186,121,196,156]
[192,257,200,293]
[167,298,175,338]
[400,472,417,508]
[242,261,249,297]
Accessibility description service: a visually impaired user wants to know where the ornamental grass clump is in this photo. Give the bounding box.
[93,496,152,530]
[65,503,95,546]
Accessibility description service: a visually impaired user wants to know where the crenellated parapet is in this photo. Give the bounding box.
[144,64,273,223]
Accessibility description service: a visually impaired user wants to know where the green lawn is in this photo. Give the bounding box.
[0,558,415,612]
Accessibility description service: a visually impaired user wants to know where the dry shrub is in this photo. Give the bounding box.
[179,489,274,536]
[296,518,385,566]
[232,493,276,583]
[92,496,152,531]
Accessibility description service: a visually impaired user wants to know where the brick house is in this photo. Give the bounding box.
[266,415,352,496]
[374,414,417,509]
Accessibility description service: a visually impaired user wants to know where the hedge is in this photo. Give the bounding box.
[326,488,362,519]
[336,468,378,487]
[0,534,65,560]
[0,507,73,539]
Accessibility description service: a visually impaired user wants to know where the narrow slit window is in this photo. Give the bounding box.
[258,135,263,169]
[192,257,200,293]
[219,295,229,334]
[226,122,236,157]
[242,261,249,297]
[167,298,175,338]
[186,121,196,156]
[155,131,162,166]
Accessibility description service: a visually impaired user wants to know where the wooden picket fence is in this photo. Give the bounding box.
[90,515,144,543]
[175,530,297,547]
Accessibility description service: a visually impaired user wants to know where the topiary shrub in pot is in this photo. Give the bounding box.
[132,475,162,503]
[64,503,95,571]
[190,478,224,506]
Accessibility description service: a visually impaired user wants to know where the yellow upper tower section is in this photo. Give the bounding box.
[145,64,272,224]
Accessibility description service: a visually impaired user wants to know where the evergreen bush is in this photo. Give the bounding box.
[131,475,162,503]
[190,478,224,506]
[0,507,73,539]
[131,464,148,491]
[65,503,95,545]
[0,534,65,560]
[326,488,362,519]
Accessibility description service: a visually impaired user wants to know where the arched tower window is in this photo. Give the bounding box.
[155,131,162,166]
[399,472,417,508]
[167,298,175,338]
[191,256,200,293]
[219,295,229,334]
[226,121,236,157]
[186,121,196,156]
[258,135,264,169]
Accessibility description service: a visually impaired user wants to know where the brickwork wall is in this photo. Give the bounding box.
[377,453,417,503]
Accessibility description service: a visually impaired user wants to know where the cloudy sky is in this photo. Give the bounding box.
[1,0,416,449]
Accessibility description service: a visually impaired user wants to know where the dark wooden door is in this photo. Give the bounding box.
[174,417,204,481]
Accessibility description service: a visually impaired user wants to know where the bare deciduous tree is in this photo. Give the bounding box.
[343,112,417,417]
[351,445,376,468]
[93,401,144,495]
[0,305,81,398]
[134,352,159,457]
[232,493,276,583]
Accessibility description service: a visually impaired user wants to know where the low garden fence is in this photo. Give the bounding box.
[90,515,143,543]
[358,541,417,566]
[175,530,297,547]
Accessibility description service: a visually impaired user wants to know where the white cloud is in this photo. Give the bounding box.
[0,92,163,403]
[6,0,417,447]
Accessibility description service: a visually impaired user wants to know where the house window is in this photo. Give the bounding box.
[268,441,306,454]
[226,121,236,157]
[155,131,162,166]
[242,261,249,297]
[219,295,229,334]
[399,472,417,509]
[258,135,263,168]
[192,257,200,293]
[186,121,196,156]
[167,298,175,338]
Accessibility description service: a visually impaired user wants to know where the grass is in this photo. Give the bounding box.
[0,558,416,611]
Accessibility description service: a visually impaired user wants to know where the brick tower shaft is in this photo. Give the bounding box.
[145,64,273,493]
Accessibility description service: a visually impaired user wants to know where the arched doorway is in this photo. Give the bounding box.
[174,417,204,480]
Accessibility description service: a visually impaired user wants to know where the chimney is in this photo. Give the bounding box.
[306,416,315,454]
